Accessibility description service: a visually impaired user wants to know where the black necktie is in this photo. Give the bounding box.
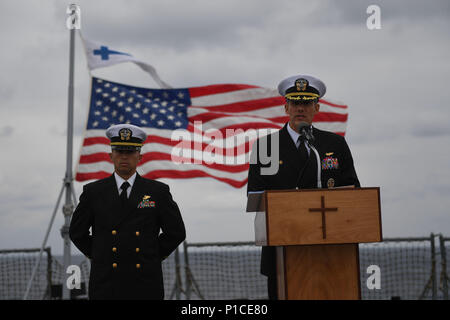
[120,181,130,205]
[295,136,310,188]
[297,136,309,165]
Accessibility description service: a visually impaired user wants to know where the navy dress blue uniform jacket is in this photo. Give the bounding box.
[69,174,186,300]
[247,124,360,277]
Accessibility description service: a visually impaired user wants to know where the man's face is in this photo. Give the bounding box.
[109,149,142,179]
[284,100,320,131]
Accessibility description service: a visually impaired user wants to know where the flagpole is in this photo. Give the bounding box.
[60,6,78,300]
[60,4,80,300]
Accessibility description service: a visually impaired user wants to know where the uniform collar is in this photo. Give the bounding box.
[113,171,137,192]
[286,122,313,151]
[286,122,300,145]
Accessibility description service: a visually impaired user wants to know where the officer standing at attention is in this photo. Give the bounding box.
[247,75,360,299]
[70,123,186,300]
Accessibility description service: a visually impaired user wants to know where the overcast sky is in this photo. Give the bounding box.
[0,0,449,255]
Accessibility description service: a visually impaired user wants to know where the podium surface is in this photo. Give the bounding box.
[247,187,382,300]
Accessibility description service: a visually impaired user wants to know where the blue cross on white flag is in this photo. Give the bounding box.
[80,34,171,89]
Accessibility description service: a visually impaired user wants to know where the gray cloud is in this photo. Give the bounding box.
[412,123,450,137]
[70,0,450,51]
[307,0,450,27]
[56,0,280,51]
[0,125,14,137]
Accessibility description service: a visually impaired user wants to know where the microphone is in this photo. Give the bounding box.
[297,121,314,144]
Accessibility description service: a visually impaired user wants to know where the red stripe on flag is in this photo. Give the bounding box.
[143,170,248,188]
[76,171,111,181]
[319,99,348,109]
[190,111,346,124]
[79,152,250,173]
[313,112,348,122]
[79,153,111,164]
[148,136,256,155]
[189,84,260,98]
[83,137,110,146]
[192,96,284,112]
[139,152,250,173]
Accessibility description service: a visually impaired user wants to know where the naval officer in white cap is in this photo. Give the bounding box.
[70,123,186,300]
[247,75,360,299]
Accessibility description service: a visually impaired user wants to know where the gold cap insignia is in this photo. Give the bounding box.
[119,128,132,141]
[295,78,308,92]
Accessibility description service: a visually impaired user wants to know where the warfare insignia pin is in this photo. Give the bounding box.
[327,178,335,188]
[137,195,155,209]
[325,152,334,156]
[119,128,132,141]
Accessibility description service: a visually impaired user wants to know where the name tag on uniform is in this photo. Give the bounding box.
[137,195,156,208]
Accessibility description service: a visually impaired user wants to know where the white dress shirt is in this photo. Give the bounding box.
[286,123,311,155]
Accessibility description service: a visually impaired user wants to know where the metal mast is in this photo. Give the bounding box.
[23,4,80,300]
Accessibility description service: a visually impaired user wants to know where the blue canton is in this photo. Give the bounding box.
[87,77,190,130]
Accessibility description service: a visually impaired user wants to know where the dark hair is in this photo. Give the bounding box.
[112,148,141,154]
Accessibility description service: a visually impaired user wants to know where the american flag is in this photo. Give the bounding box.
[75,77,348,188]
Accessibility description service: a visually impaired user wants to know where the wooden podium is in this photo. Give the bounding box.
[246,187,382,300]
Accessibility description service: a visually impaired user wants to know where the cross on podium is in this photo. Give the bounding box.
[309,196,338,239]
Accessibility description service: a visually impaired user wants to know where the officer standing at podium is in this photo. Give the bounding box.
[247,75,360,299]
[70,124,186,300]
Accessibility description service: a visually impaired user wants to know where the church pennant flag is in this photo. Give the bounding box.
[80,34,171,88]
